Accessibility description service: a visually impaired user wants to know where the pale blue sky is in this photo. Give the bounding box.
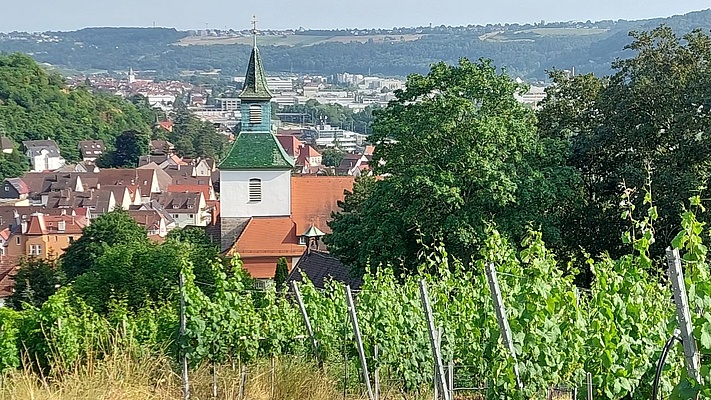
[2,0,710,32]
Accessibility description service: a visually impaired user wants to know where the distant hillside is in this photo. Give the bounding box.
[1,10,711,80]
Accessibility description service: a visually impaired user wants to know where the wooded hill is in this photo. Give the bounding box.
[2,10,711,79]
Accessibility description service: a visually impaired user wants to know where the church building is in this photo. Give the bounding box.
[218,26,354,281]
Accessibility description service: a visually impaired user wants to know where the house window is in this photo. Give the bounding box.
[189,214,194,219]
[58,220,66,232]
[249,178,261,202]
[0,246,5,256]
[4,185,8,192]
[299,236,307,245]
[68,236,75,243]
[249,104,262,124]
[29,244,42,256]
[15,237,20,246]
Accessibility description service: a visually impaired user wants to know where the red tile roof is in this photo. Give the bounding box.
[227,216,304,260]
[276,135,303,158]
[290,176,354,235]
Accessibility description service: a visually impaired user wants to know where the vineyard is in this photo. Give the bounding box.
[2,199,711,399]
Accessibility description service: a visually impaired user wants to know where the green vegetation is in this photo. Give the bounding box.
[538,26,711,263]
[327,58,579,275]
[0,53,155,163]
[273,257,289,290]
[8,24,711,400]
[168,105,229,160]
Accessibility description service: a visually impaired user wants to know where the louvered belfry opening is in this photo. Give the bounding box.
[249,178,262,202]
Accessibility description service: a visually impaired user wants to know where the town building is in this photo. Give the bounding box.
[23,140,66,172]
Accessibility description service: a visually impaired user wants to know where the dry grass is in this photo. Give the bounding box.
[0,350,377,400]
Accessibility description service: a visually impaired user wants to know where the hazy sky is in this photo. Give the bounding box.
[3,1,710,32]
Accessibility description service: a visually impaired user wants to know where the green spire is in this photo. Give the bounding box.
[240,16,272,100]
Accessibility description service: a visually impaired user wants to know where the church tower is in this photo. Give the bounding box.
[219,18,294,221]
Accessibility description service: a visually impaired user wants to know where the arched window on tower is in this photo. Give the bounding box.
[249,178,262,202]
[249,104,262,124]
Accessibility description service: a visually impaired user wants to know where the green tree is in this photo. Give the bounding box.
[328,59,579,275]
[0,150,29,180]
[60,209,149,280]
[320,147,345,167]
[273,257,289,290]
[100,129,150,168]
[8,257,64,310]
[537,26,711,259]
[72,240,189,313]
[166,226,220,296]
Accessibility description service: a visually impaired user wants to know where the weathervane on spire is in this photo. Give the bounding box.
[251,15,258,47]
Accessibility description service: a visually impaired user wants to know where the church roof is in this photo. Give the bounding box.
[239,45,272,100]
[219,132,294,170]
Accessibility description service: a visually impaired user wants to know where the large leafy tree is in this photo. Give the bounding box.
[328,58,580,275]
[538,26,711,258]
[60,209,149,280]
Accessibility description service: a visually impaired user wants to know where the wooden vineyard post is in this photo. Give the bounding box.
[179,273,190,400]
[345,285,375,400]
[292,281,322,368]
[666,247,702,384]
[419,280,451,400]
[484,263,523,390]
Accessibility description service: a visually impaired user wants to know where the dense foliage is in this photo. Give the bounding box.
[538,26,711,261]
[166,105,229,160]
[0,53,154,163]
[327,58,579,275]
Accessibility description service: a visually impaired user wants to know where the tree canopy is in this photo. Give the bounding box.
[327,58,579,275]
[60,210,149,280]
[537,26,711,259]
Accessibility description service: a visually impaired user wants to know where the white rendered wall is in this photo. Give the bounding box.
[220,170,291,218]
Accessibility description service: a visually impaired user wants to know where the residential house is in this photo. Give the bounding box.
[0,137,14,154]
[150,140,175,156]
[276,135,303,160]
[295,145,324,174]
[137,163,173,192]
[336,153,371,176]
[10,212,87,259]
[152,191,209,227]
[102,185,142,210]
[0,178,30,200]
[44,189,116,215]
[97,168,161,202]
[23,140,66,172]
[78,140,105,162]
[128,209,174,238]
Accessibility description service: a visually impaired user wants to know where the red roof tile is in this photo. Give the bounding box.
[290,176,354,235]
[227,216,304,260]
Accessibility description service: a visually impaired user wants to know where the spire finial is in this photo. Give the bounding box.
[251,15,258,47]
